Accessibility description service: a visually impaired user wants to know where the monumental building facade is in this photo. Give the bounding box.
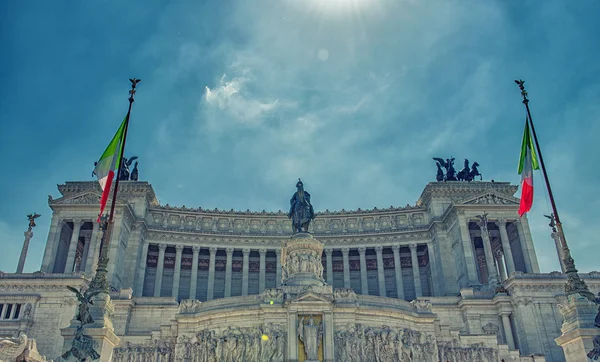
[0,180,597,361]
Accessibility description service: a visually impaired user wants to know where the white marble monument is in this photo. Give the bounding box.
[0,180,598,361]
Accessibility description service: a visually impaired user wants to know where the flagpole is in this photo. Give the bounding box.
[89,78,141,294]
[515,79,594,301]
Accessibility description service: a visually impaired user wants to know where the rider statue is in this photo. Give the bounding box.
[288,179,315,234]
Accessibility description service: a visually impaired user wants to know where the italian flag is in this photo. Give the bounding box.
[517,118,539,217]
[94,116,127,222]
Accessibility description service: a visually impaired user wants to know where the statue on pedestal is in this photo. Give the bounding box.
[288,179,315,233]
[298,315,322,361]
[66,286,101,326]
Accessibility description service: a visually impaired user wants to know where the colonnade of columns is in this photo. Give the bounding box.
[141,242,438,301]
[463,218,537,287]
[41,218,101,274]
[141,244,283,300]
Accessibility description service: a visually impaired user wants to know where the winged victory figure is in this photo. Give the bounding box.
[67,286,102,326]
[26,213,41,228]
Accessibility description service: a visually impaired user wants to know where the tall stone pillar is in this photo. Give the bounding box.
[475,215,498,288]
[172,245,184,299]
[134,239,149,296]
[458,215,479,286]
[225,248,234,297]
[16,229,34,274]
[500,312,516,350]
[154,243,167,297]
[64,219,83,273]
[287,312,298,361]
[409,244,422,298]
[341,248,350,288]
[242,248,250,296]
[189,246,200,300]
[358,247,369,295]
[392,245,404,300]
[375,246,386,297]
[259,248,267,293]
[426,242,440,296]
[85,221,99,272]
[275,249,282,287]
[551,232,566,272]
[497,219,516,276]
[496,251,507,281]
[41,215,62,272]
[516,218,540,273]
[207,247,217,300]
[325,249,333,285]
[80,234,91,272]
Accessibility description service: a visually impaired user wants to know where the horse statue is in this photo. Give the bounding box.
[119,156,138,181]
[435,162,444,182]
[469,162,482,181]
[288,179,315,234]
[457,159,470,181]
[433,157,457,181]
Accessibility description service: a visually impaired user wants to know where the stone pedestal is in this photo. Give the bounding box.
[281,233,325,287]
[555,294,600,362]
[60,324,120,362]
[59,294,120,361]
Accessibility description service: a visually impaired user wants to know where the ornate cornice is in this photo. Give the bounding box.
[417,182,518,207]
[54,181,158,206]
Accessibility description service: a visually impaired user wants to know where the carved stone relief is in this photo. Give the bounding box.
[112,338,176,362]
[171,325,286,362]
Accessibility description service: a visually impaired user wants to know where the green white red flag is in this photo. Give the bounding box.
[517,118,539,216]
[93,116,127,222]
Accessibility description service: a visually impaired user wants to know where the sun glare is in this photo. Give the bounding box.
[308,0,372,13]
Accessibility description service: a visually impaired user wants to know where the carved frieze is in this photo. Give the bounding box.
[463,192,519,205]
[171,325,286,362]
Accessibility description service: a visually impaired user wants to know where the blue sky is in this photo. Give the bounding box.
[1,0,598,275]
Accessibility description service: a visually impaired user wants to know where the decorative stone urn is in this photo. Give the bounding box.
[281,233,325,286]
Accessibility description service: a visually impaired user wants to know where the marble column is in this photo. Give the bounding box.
[497,220,516,276]
[134,239,149,296]
[426,242,440,296]
[341,248,350,289]
[409,244,422,298]
[16,229,33,274]
[207,247,217,300]
[392,245,404,300]
[225,248,234,297]
[516,218,540,273]
[496,250,507,280]
[79,234,91,272]
[64,219,82,273]
[84,222,100,274]
[458,215,479,286]
[259,249,267,293]
[172,245,184,299]
[0,304,5,320]
[358,247,369,295]
[154,243,167,297]
[325,249,333,285]
[475,217,498,287]
[501,313,516,350]
[189,246,200,300]
[9,305,17,320]
[275,249,282,287]
[375,246,386,297]
[242,248,250,296]
[41,215,62,272]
